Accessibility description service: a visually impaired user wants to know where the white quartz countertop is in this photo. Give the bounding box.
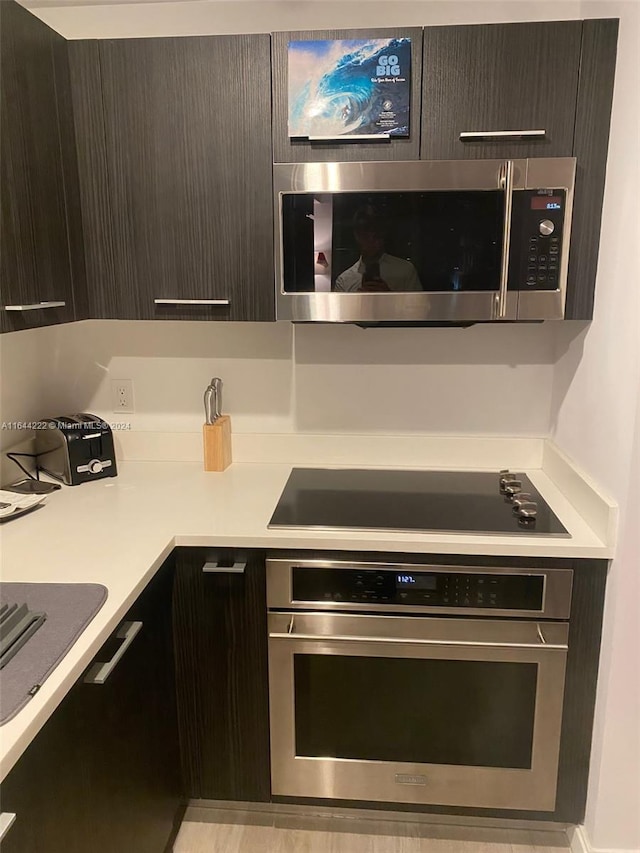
[0,456,613,781]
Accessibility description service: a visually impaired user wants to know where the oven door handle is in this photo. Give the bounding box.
[269,632,568,651]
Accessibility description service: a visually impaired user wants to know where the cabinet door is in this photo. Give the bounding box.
[70,35,274,322]
[78,558,182,853]
[173,548,271,801]
[421,21,583,160]
[0,558,181,853]
[565,18,618,321]
[0,684,89,853]
[272,28,423,163]
[0,1,78,332]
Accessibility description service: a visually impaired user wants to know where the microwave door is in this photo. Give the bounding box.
[274,160,519,323]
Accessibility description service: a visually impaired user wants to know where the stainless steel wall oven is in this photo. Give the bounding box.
[274,158,576,324]
[267,559,573,812]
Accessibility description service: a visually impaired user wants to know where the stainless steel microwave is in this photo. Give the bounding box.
[274,158,576,324]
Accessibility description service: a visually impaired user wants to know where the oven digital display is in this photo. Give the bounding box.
[531,196,562,210]
[396,574,438,590]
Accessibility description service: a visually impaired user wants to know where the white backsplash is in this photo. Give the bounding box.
[0,325,60,453]
[1,319,558,446]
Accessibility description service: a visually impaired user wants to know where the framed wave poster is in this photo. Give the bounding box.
[287,38,411,140]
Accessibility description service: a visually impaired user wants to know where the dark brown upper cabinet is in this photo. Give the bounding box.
[0,0,85,333]
[68,35,274,322]
[272,28,423,163]
[421,21,583,160]
[565,19,618,320]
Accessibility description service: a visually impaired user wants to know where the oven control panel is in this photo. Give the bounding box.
[292,567,545,611]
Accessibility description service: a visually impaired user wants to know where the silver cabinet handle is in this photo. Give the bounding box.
[202,560,246,574]
[84,621,143,685]
[460,130,546,141]
[154,299,230,306]
[307,134,391,142]
[497,159,514,319]
[4,301,66,311]
[0,813,16,841]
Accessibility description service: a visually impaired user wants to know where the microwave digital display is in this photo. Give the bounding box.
[531,196,562,210]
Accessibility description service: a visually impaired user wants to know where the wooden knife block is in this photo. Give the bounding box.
[203,416,232,472]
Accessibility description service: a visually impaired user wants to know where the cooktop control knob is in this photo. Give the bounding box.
[512,493,533,511]
[88,459,104,474]
[516,501,538,518]
[539,219,555,236]
[504,481,523,496]
[499,471,517,490]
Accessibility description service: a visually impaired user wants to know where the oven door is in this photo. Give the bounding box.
[268,612,568,812]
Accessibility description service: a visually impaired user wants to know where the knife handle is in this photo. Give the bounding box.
[212,377,223,420]
[203,386,215,425]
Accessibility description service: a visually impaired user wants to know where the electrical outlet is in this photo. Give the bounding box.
[111,379,134,414]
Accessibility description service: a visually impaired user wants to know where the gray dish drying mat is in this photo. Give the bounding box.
[0,583,108,725]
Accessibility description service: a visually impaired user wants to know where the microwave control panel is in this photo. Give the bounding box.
[291,567,545,611]
[509,189,567,291]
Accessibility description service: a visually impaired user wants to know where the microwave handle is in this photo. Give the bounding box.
[497,160,514,319]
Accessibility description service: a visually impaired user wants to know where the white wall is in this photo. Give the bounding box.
[1,319,557,438]
[25,0,583,40]
[551,2,640,850]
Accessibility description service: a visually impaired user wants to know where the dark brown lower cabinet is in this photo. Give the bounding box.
[0,557,182,852]
[173,548,271,802]
[0,683,89,853]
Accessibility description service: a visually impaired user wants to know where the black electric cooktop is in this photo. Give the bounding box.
[269,468,569,537]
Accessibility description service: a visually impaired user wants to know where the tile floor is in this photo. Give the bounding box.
[173,819,570,852]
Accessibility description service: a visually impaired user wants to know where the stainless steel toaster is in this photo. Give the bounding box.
[34,414,117,486]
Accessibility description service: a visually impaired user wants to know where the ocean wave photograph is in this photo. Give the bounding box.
[288,38,411,138]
